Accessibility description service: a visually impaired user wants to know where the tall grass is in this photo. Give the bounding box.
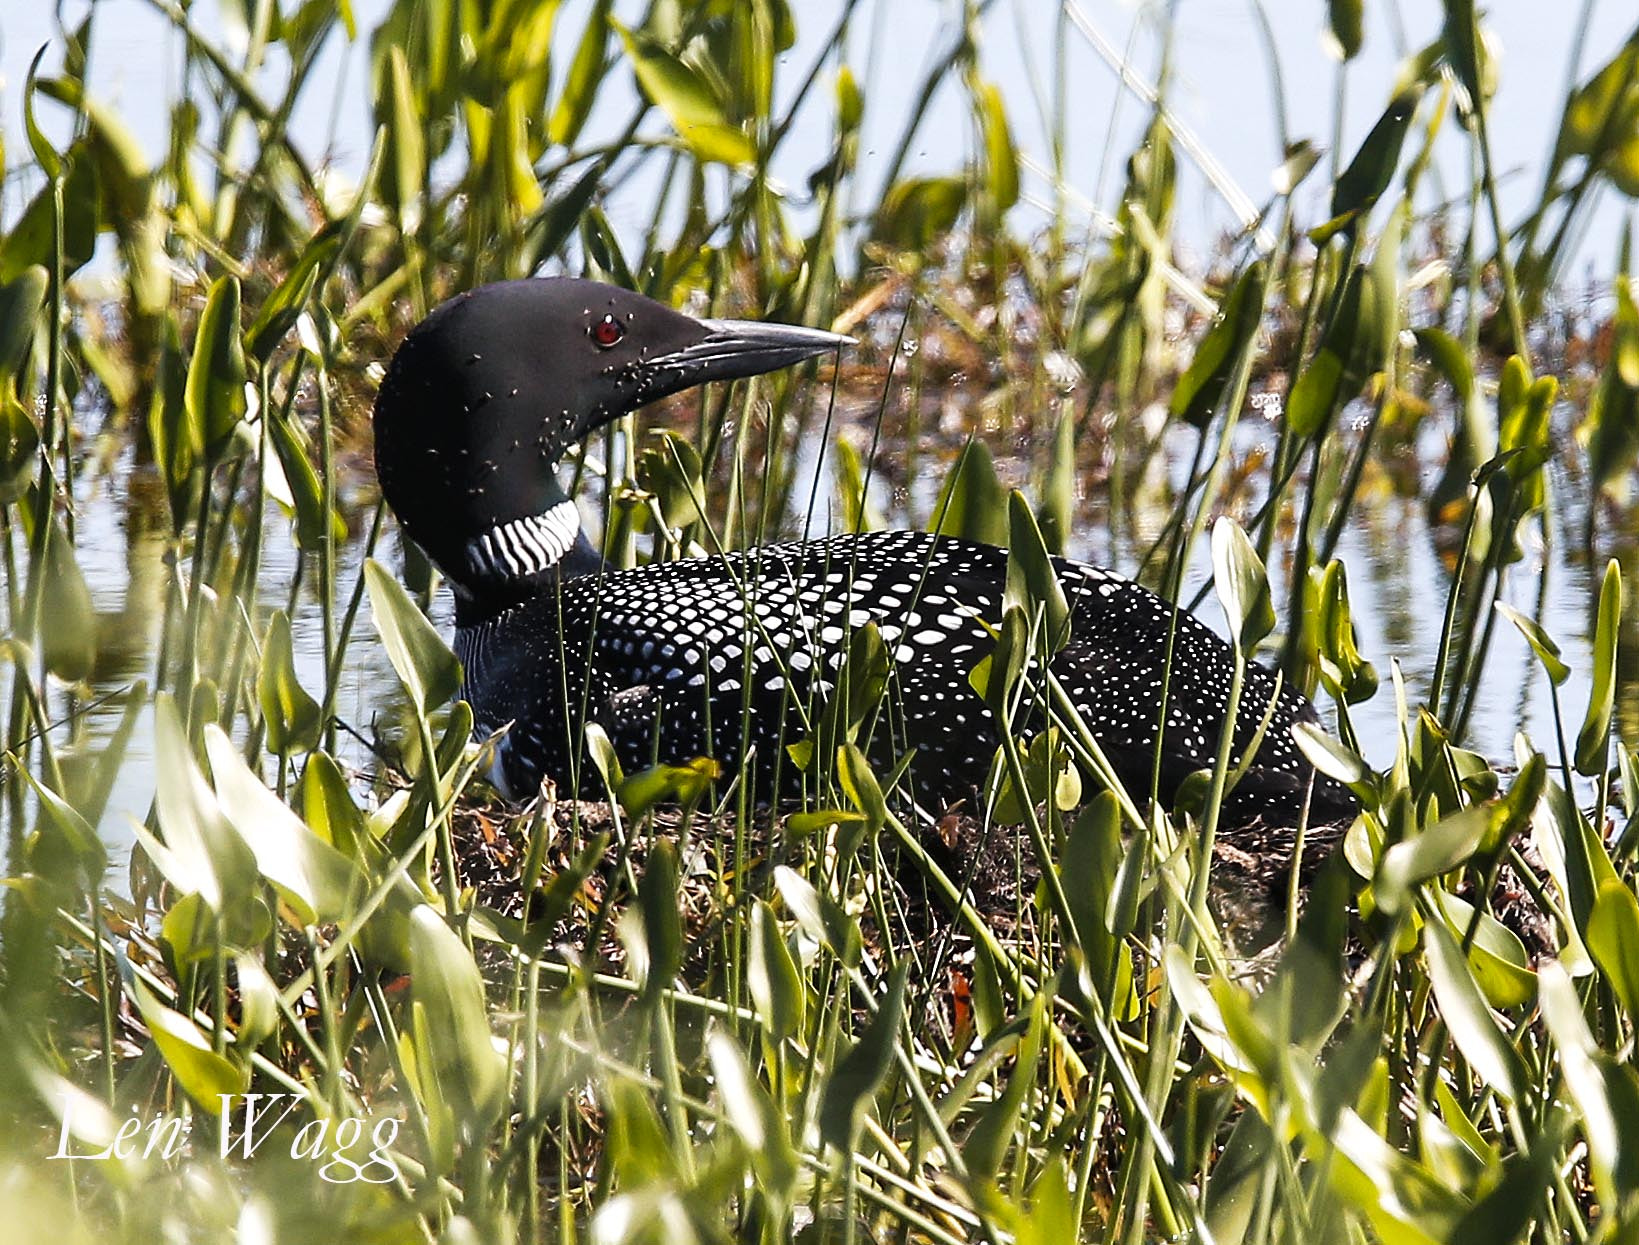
[3,2,1639,1242]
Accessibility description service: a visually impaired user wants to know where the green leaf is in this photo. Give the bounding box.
[818,962,907,1152]
[873,176,967,253]
[245,228,340,362]
[964,993,1044,1177]
[748,899,803,1042]
[38,519,95,683]
[1005,490,1070,649]
[1211,517,1274,652]
[1036,410,1075,554]
[364,559,462,715]
[1294,722,1373,795]
[1413,326,1475,400]
[613,21,754,167]
[836,742,887,844]
[0,389,39,504]
[974,80,1019,212]
[1587,877,1639,1017]
[1494,601,1570,685]
[144,692,258,913]
[1169,260,1267,429]
[1376,802,1497,915]
[1314,560,1378,704]
[258,609,323,755]
[185,275,247,458]
[931,438,1008,547]
[1575,558,1622,776]
[549,0,612,147]
[125,974,245,1112]
[1314,85,1423,240]
[1422,914,1527,1103]
[774,865,861,968]
[408,906,508,1139]
[1327,0,1363,59]
[20,765,106,884]
[381,45,425,234]
[0,265,48,383]
[635,839,684,1007]
[707,1032,797,1198]
[203,725,356,927]
[1539,961,1639,1204]
[1430,889,1536,1010]
[617,757,718,820]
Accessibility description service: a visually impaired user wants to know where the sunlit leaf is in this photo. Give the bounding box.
[1574,559,1622,776]
[365,559,462,715]
[817,962,906,1152]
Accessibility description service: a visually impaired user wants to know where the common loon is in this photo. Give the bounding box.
[372,277,1352,823]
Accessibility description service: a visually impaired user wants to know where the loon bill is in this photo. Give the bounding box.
[371,277,1355,823]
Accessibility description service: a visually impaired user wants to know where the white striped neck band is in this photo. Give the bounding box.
[465,498,582,580]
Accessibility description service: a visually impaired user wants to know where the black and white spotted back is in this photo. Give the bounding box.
[456,531,1346,820]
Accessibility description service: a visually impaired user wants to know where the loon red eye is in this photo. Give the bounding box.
[591,314,625,349]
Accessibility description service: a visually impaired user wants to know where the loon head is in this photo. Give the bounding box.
[372,277,849,604]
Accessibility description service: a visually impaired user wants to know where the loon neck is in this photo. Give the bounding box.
[450,494,603,626]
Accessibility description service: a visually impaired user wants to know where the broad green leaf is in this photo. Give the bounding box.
[245,228,340,362]
[1005,490,1070,648]
[1293,720,1373,792]
[0,389,39,503]
[836,742,887,842]
[774,865,860,968]
[38,519,95,682]
[549,0,612,147]
[817,962,907,1152]
[1035,409,1075,554]
[0,264,47,383]
[381,45,425,233]
[1495,602,1570,685]
[408,906,508,1139]
[1587,877,1639,1016]
[1575,559,1622,776]
[874,176,967,253]
[365,559,462,714]
[707,1032,797,1197]
[613,21,754,167]
[1430,889,1535,1010]
[126,975,245,1112]
[203,725,356,927]
[145,692,258,912]
[748,899,803,1042]
[636,839,684,1006]
[1211,516,1274,652]
[1376,801,1497,915]
[1423,914,1527,1103]
[20,765,106,884]
[1538,961,1639,1203]
[258,609,323,755]
[1314,85,1423,240]
[964,993,1044,1177]
[617,757,718,820]
[1169,260,1266,428]
[931,438,1008,547]
[185,275,247,457]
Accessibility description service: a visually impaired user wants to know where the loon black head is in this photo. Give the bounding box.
[373,277,849,612]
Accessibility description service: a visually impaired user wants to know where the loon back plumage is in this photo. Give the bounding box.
[373,277,1354,823]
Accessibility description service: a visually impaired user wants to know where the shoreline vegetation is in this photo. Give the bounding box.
[3,1,1639,1241]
